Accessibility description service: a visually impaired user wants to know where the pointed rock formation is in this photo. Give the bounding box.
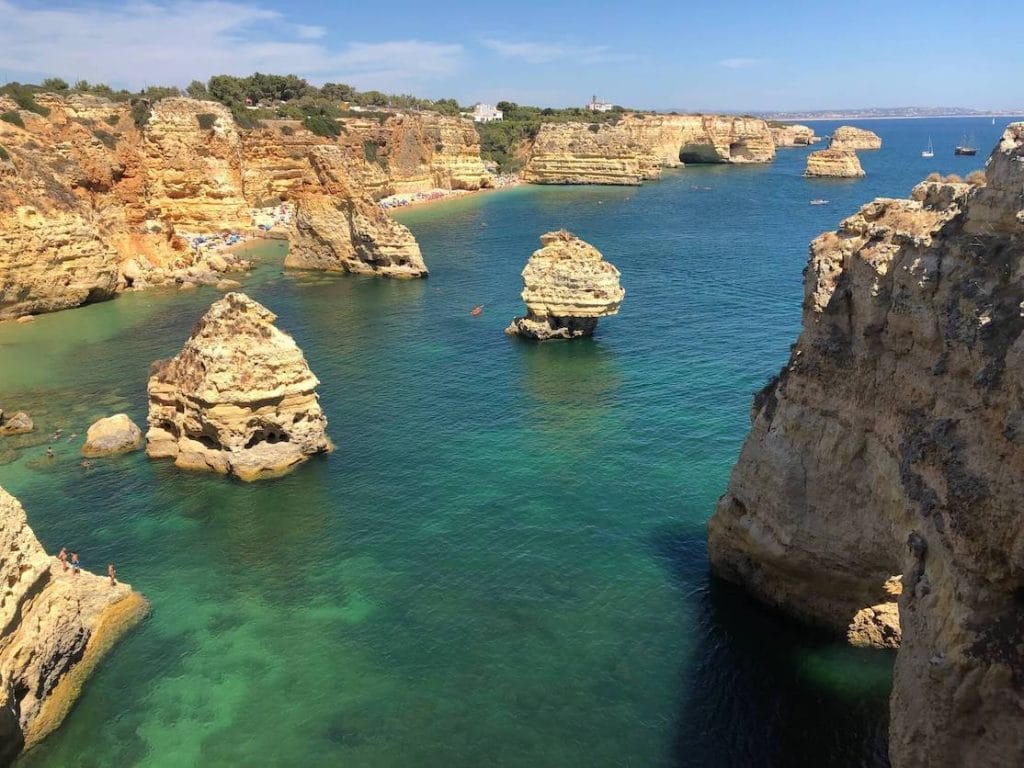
[505,231,624,340]
[805,148,865,178]
[0,486,147,764]
[708,125,1024,768]
[829,125,882,150]
[146,292,331,481]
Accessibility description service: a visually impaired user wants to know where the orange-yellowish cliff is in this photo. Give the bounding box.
[0,94,491,318]
[522,114,776,185]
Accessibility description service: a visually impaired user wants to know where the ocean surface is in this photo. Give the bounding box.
[2,117,1017,767]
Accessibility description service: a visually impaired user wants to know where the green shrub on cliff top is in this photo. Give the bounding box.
[304,113,340,138]
[197,113,217,130]
[0,111,25,128]
[0,83,50,117]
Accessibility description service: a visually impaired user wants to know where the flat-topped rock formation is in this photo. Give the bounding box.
[0,486,147,764]
[506,231,624,340]
[770,123,819,147]
[0,94,487,317]
[804,148,865,178]
[708,124,1024,767]
[146,292,331,480]
[829,125,882,150]
[522,113,776,185]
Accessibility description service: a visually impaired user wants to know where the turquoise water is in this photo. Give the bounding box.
[3,117,1015,767]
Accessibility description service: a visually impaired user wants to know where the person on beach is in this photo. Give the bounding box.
[108,563,117,586]
[71,552,81,575]
[58,547,68,571]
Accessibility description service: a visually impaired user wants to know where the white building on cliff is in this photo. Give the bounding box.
[471,103,503,122]
[586,95,614,112]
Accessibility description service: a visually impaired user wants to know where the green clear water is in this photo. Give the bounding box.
[4,118,1010,767]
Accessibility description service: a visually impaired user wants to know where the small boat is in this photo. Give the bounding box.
[470,305,484,316]
[954,135,978,156]
[810,199,829,206]
[921,138,934,158]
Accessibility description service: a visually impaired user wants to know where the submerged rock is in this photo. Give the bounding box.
[146,292,331,481]
[81,414,143,457]
[505,231,624,340]
[708,124,1024,767]
[805,148,865,178]
[0,485,147,764]
[829,125,882,150]
[0,410,33,436]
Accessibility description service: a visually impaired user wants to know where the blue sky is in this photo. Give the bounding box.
[0,0,1020,111]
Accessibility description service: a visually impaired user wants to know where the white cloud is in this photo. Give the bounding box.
[0,1,461,89]
[719,58,763,70]
[481,38,616,65]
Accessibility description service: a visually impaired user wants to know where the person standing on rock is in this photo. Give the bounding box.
[108,563,117,586]
[58,547,68,571]
[71,552,80,576]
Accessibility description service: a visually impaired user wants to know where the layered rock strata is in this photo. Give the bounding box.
[0,95,482,317]
[829,125,882,150]
[770,123,819,147]
[146,292,331,480]
[505,231,624,340]
[522,113,776,184]
[0,486,147,764]
[81,414,143,457]
[708,124,1024,767]
[804,148,865,178]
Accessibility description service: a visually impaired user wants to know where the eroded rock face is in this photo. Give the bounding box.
[1,95,481,317]
[0,485,147,764]
[708,125,1024,767]
[506,231,624,340]
[522,114,776,185]
[830,125,882,150]
[771,123,820,147]
[804,148,865,178]
[81,414,143,457]
[146,292,331,480]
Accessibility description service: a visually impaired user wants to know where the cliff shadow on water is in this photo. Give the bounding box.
[650,524,894,768]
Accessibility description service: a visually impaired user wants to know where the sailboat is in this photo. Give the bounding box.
[921,138,934,158]
[954,134,978,156]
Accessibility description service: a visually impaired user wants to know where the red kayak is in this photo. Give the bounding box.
[470,305,484,316]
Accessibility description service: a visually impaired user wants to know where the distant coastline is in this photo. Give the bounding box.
[772,114,1024,123]
[756,108,1024,122]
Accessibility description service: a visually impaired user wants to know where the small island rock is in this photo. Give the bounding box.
[505,231,625,340]
[829,125,882,150]
[805,148,865,178]
[146,292,331,481]
[81,414,143,457]
[0,410,34,436]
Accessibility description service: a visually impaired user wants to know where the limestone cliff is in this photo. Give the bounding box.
[804,148,865,178]
[506,231,624,340]
[522,114,776,185]
[709,124,1024,767]
[830,125,882,150]
[146,292,331,481]
[345,113,492,194]
[771,123,819,147]
[0,486,147,764]
[0,95,486,317]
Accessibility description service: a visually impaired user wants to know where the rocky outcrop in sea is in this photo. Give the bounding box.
[505,231,624,340]
[81,414,143,457]
[770,123,819,147]
[804,148,865,178]
[0,486,147,764]
[708,124,1024,767]
[146,292,331,480]
[829,125,882,150]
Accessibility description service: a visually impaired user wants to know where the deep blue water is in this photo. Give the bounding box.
[1,117,1016,767]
